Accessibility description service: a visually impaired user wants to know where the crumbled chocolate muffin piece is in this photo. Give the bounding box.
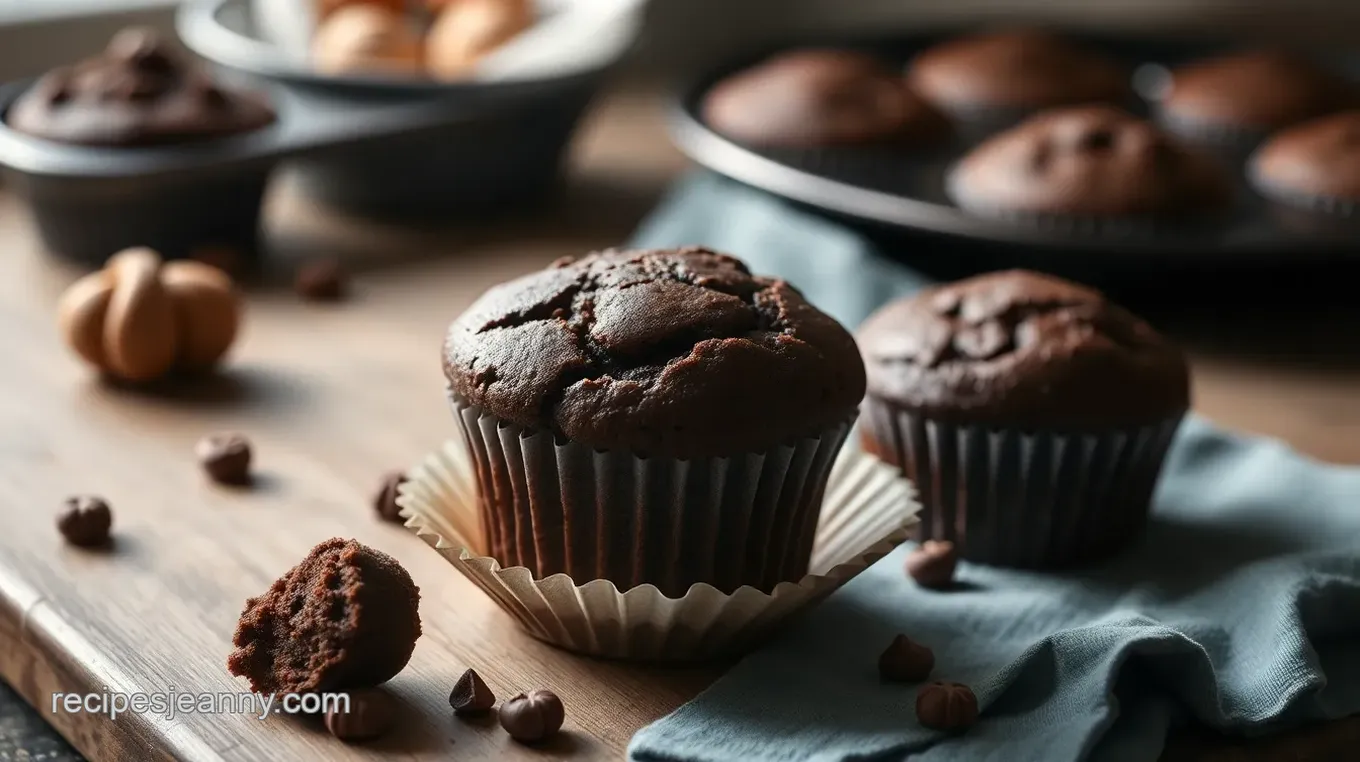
[498,690,564,744]
[449,668,495,715]
[702,49,950,148]
[7,27,274,146]
[905,541,959,590]
[196,433,252,486]
[325,688,396,742]
[294,259,349,302]
[443,247,866,458]
[857,270,1191,430]
[879,634,935,683]
[373,471,408,523]
[57,496,113,548]
[227,538,421,694]
[916,681,979,731]
[947,106,1231,218]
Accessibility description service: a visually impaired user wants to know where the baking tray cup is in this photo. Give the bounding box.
[668,28,1360,261]
[399,438,920,662]
[861,399,1184,569]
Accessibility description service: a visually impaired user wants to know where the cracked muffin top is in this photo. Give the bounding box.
[443,247,866,458]
[857,270,1189,429]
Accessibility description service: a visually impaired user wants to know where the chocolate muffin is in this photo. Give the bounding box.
[227,539,421,694]
[1249,111,1360,217]
[858,270,1190,568]
[907,30,1130,126]
[701,49,950,148]
[1158,51,1356,148]
[443,247,865,596]
[947,106,1231,225]
[7,28,275,147]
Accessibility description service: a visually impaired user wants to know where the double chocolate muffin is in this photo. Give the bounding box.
[1250,111,1360,216]
[947,106,1231,223]
[1158,51,1356,147]
[907,30,1130,122]
[858,270,1189,568]
[702,49,950,149]
[443,247,866,596]
[8,29,275,147]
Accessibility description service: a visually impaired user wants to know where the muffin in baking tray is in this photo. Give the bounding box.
[8,28,275,147]
[442,246,866,596]
[906,29,1132,129]
[857,269,1190,568]
[1249,111,1360,221]
[946,106,1231,231]
[1156,50,1357,151]
[702,49,951,149]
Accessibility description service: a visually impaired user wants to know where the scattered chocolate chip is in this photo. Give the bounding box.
[196,433,252,485]
[294,259,348,302]
[373,471,408,524]
[906,540,958,589]
[915,681,978,731]
[449,669,495,715]
[498,690,564,744]
[325,689,395,743]
[878,634,935,683]
[57,496,113,548]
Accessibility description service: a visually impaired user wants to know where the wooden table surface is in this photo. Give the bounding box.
[1,87,1358,762]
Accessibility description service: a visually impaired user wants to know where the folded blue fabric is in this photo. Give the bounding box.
[626,173,1360,762]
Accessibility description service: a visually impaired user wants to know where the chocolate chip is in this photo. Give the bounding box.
[498,690,564,744]
[196,433,252,485]
[878,634,934,683]
[1078,128,1116,151]
[905,540,957,589]
[57,496,112,548]
[294,260,349,302]
[915,681,978,731]
[325,689,395,743]
[373,471,408,523]
[449,669,495,715]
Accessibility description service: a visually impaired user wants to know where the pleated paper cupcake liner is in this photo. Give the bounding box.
[861,398,1185,568]
[1245,160,1360,238]
[1154,108,1271,163]
[449,394,854,597]
[399,438,920,661]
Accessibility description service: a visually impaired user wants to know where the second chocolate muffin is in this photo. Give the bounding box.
[858,270,1190,568]
[443,247,866,596]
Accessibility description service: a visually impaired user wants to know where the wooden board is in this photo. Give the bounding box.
[1,89,1359,762]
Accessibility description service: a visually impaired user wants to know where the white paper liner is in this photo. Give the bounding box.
[399,440,920,661]
[862,399,1185,568]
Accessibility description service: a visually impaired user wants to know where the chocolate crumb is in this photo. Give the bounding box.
[373,471,408,524]
[57,496,112,548]
[915,681,978,731]
[906,540,958,589]
[449,669,495,715]
[498,690,564,744]
[325,688,395,743]
[879,634,934,683]
[196,433,252,485]
[295,259,348,302]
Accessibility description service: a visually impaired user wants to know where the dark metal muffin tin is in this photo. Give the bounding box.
[669,30,1360,260]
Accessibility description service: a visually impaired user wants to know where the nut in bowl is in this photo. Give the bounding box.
[398,437,920,662]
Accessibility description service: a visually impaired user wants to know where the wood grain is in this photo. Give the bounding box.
[0,88,1357,762]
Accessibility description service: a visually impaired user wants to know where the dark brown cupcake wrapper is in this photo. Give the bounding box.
[450,393,854,597]
[862,398,1185,568]
[1154,108,1270,161]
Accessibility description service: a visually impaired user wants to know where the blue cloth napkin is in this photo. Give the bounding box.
[626,173,1360,762]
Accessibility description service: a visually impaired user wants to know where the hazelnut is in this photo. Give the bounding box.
[426,0,534,80]
[57,247,242,382]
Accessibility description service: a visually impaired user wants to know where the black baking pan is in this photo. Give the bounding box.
[668,29,1360,265]
[0,80,549,265]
